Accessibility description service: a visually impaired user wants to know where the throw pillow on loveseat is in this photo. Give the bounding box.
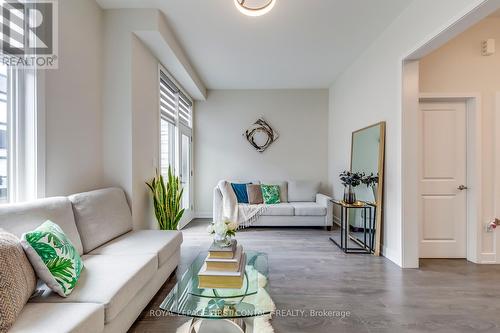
[22,220,83,297]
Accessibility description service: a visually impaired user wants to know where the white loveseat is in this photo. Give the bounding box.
[0,187,182,333]
[214,180,333,228]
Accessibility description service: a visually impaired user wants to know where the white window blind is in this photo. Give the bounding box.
[159,70,193,128]
[159,74,177,125]
[178,92,192,127]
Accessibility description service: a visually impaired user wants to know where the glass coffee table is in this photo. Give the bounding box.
[160,251,273,333]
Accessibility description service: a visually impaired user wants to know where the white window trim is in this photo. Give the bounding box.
[35,70,46,199]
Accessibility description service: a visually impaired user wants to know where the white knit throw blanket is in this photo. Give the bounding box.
[217,180,267,228]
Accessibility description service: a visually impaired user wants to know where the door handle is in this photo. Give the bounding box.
[458,185,468,191]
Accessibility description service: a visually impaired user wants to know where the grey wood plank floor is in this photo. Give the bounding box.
[129,219,500,333]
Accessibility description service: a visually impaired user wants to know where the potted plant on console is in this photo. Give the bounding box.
[146,166,185,230]
[339,171,363,204]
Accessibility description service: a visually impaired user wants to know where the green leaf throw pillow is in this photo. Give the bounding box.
[261,184,281,204]
[21,221,83,297]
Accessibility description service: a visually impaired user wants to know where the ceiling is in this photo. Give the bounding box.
[97,0,412,89]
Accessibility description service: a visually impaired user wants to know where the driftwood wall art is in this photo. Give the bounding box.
[244,118,279,152]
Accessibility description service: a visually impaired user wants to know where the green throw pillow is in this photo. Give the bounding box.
[21,221,83,297]
[261,184,281,204]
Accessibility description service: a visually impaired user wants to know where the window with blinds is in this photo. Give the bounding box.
[159,68,193,180]
[159,71,193,128]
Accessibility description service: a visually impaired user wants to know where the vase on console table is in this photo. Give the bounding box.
[340,170,362,204]
[343,185,356,204]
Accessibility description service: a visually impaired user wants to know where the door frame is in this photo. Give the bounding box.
[408,93,482,265]
[418,95,481,260]
[495,92,500,262]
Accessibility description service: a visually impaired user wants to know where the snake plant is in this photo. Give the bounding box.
[146,166,185,230]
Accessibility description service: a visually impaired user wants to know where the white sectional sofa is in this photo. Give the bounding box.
[0,188,182,333]
[214,180,333,228]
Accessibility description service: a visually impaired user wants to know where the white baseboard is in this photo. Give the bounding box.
[178,216,193,230]
[478,252,497,264]
[178,212,212,229]
[381,245,403,267]
[177,212,211,230]
[194,211,212,219]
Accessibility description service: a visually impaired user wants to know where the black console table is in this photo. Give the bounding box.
[329,200,375,254]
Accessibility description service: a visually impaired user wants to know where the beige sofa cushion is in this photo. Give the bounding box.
[288,181,320,202]
[69,188,132,253]
[0,231,36,332]
[0,197,83,255]
[247,184,263,204]
[89,230,183,268]
[10,303,104,333]
[261,203,294,216]
[29,253,157,324]
[291,202,327,216]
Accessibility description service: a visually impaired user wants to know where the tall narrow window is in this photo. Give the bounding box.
[0,64,40,204]
[159,66,193,212]
[0,0,44,204]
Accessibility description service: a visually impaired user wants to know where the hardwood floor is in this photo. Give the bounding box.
[129,219,500,333]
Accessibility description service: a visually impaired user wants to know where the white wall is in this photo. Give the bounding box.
[131,35,159,230]
[419,17,500,261]
[328,0,494,266]
[102,9,159,229]
[45,0,103,196]
[194,89,329,215]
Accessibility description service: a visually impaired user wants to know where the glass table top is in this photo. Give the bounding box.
[160,251,273,319]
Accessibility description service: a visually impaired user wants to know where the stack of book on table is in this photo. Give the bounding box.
[198,239,246,289]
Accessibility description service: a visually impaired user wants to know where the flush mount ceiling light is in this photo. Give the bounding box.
[234,0,276,17]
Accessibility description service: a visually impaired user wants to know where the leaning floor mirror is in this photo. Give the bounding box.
[350,122,386,256]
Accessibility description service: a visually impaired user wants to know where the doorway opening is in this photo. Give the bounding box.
[402,3,500,268]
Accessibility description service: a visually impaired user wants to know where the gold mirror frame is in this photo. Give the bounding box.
[350,122,386,256]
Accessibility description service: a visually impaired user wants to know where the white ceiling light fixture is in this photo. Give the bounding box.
[234,0,276,17]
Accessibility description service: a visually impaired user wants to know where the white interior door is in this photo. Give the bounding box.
[419,101,467,258]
